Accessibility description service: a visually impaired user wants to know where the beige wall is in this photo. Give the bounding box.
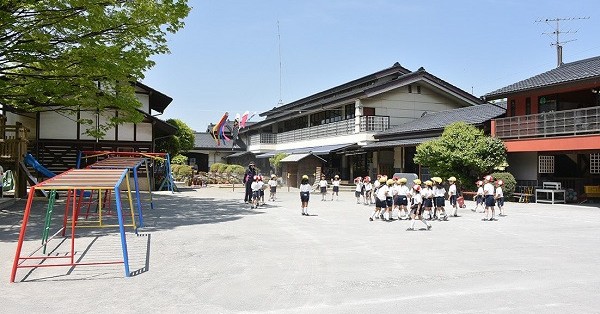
[361,85,464,127]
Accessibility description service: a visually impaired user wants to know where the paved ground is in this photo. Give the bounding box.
[0,187,599,313]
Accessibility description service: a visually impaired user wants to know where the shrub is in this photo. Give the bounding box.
[489,171,516,199]
[217,163,228,173]
[231,164,245,175]
[171,154,188,165]
[171,164,193,181]
[209,163,223,172]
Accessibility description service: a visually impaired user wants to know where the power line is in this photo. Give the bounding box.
[535,17,589,67]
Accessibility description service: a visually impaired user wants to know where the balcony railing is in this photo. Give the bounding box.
[360,115,390,132]
[494,106,600,139]
[277,119,355,144]
[249,133,277,146]
[250,115,391,145]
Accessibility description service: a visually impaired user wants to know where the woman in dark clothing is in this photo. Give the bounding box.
[243,162,257,203]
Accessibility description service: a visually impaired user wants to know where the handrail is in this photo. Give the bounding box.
[493,106,600,139]
[250,115,390,144]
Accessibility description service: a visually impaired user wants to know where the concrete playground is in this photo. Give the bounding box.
[0,186,599,313]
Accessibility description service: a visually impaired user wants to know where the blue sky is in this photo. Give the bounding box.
[142,0,600,132]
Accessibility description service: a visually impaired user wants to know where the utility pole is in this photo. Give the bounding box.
[277,20,284,106]
[535,17,589,67]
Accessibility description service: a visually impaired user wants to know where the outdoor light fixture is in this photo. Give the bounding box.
[592,88,599,94]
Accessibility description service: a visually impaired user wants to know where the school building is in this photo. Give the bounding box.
[484,55,600,198]
[233,62,489,187]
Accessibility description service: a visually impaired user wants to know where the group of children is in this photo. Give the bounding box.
[249,174,279,209]
[296,173,506,225]
[364,175,460,231]
[472,175,506,221]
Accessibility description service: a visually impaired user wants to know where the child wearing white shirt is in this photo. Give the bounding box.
[473,180,484,213]
[495,180,505,217]
[483,175,496,221]
[319,175,328,201]
[407,185,431,231]
[331,175,341,201]
[268,174,278,201]
[300,175,312,216]
[251,175,260,209]
[363,177,372,205]
[432,177,448,221]
[354,177,364,204]
[447,176,458,217]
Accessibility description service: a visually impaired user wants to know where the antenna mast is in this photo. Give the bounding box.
[277,21,283,106]
[535,17,589,67]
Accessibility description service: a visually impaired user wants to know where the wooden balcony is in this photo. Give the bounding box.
[251,116,390,145]
[493,106,600,139]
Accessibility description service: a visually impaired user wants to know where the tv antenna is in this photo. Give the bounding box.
[535,17,589,67]
[277,20,284,106]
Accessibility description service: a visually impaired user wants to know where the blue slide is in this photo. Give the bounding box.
[24,153,56,178]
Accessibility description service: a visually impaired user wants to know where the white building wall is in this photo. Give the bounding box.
[119,122,135,141]
[5,112,36,139]
[39,110,78,139]
[361,85,464,127]
[136,122,153,142]
[136,93,150,114]
[80,110,117,140]
[507,152,538,181]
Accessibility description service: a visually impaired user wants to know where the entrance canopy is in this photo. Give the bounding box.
[256,143,354,158]
[280,153,326,163]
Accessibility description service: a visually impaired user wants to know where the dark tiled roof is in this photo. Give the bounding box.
[485,56,600,99]
[364,137,438,148]
[375,102,506,138]
[260,62,411,118]
[248,64,483,131]
[135,81,173,113]
[193,132,245,150]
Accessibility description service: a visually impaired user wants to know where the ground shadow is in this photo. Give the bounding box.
[0,191,268,243]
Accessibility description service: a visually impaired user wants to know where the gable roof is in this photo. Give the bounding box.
[260,62,411,119]
[485,56,600,99]
[375,102,506,139]
[135,81,173,113]
[247,64,484,131]
[193,132,245,151]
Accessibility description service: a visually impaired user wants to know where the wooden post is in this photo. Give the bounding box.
[15,122,29,198]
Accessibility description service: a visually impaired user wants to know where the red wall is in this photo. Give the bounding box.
[506,80,600,116]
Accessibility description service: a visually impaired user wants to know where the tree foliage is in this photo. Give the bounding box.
[269,153,288,174]
[414,122,507,189]
[156,118,195,156]
[0,1,190,137]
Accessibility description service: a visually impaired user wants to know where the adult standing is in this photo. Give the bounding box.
[243,161,257,203]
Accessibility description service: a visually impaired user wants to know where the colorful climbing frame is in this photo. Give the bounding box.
[10,168,134,282]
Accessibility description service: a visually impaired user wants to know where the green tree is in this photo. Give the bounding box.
[156,118,195,156]
[414,122,507,189]
[269,153,288,175]
[0,1,190,138]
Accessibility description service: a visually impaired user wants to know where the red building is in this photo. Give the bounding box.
[484,56,600,197]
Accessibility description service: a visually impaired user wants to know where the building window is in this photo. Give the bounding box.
[538,155,555,174]
[416,85,421,94]
[510,100,515,116]
[591,153,600,174]
[344,103,355,120]
[408,85,412,93]
[525,97,531,115]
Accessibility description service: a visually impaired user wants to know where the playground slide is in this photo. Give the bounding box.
[24,153,56,178]
[19,161,48,197]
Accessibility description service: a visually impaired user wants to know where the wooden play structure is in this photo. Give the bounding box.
[0,115,29,197]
